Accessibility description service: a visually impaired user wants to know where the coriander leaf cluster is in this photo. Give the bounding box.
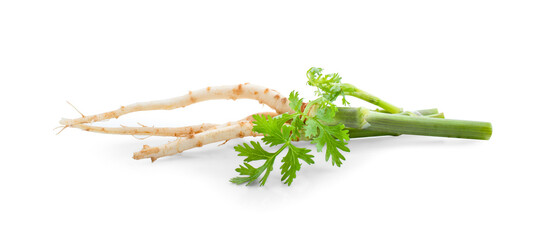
[232,89,350,186]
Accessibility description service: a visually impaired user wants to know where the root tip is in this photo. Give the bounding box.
[66,101,85,117]
[55,125,69,135]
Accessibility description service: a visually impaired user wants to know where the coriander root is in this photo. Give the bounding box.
[68,112,277,138]
[70,123,217,137]
[129,113,278,161]
[59,84,291,126]
[133,121,259,161]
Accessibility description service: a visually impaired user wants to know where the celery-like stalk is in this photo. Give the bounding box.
[340,83,402,114]
[331,107,492,140]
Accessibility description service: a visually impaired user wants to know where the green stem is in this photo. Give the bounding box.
[332,107,492,140]
[341,83,402,114]
[346,128,400,138]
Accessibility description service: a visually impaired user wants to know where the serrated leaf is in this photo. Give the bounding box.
[290,115,304,140]
[232,69,354,186]
[280,144,314,185]
[305,119,350,167]
[234,141,272,162]
[252,114,288,146]
[314,106,337,123]
[289,91,303,113]
[306,67,350,106]
[232,141,280,186]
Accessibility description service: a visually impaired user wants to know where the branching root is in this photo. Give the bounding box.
[58,84,285,162]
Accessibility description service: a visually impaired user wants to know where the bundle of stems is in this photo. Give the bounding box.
[333,107,491,140]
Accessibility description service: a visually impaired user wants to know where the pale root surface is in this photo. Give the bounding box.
[70,123,216,137]
[60,84,291,126]
[67,112,277,138]
[133,121,258,161]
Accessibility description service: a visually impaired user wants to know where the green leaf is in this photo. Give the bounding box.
[280,144,314,185]
[306,67,349,106]
[304,119,350,167]
[231,141,281,186]
[233,105,322,186]
[289,91,303,113]
[233,141,272,162]
[289,115,304,140]
[232,68,354,186]
[313,105,337,123]
[251,114,288,146]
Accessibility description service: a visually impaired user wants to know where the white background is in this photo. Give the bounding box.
[1,0,548,239]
